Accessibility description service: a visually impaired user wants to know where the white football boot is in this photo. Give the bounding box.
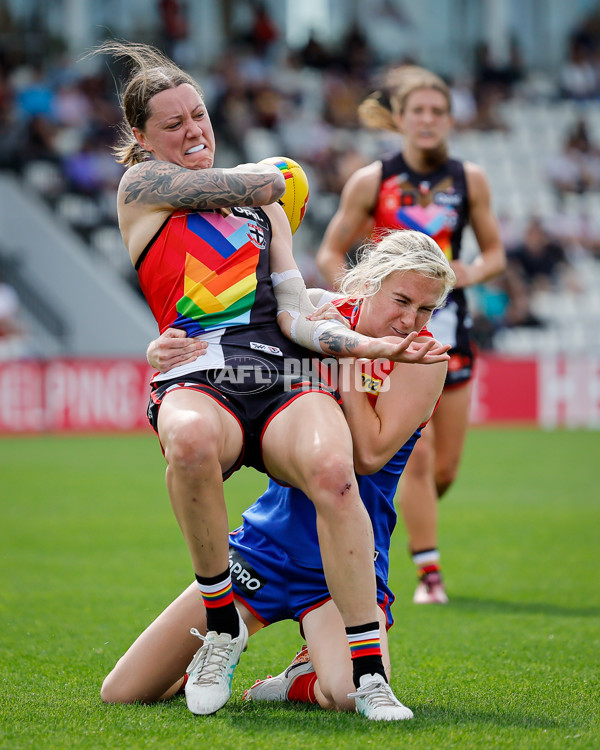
[243,645,315,702]
[348,673,414,721]
[185,611,248,715]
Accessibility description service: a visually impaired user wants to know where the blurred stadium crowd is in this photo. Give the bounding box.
[2,0,600,357]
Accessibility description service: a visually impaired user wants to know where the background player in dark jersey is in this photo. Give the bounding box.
[101,230,455,721]
[99,42,450,716]
[316,65,506,604]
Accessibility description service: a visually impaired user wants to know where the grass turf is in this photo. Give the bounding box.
[0,428,598,749]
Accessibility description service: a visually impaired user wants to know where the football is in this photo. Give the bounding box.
[259,156,309,234]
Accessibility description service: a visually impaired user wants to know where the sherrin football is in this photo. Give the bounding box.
[260,156,309,234]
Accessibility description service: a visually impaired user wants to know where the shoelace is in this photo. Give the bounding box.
[187,627,234,687]
[347,680,400,708]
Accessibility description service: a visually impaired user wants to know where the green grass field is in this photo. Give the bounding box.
[1,428,598,749]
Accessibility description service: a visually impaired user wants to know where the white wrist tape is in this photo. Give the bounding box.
[271,269,342,353]
[271,269,314,318]
[271,269,304,287]
[290,316,342,353]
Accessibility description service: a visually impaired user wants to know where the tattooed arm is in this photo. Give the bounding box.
[120,161,285,210]
[315,327,450,364]
[119,161,285,264]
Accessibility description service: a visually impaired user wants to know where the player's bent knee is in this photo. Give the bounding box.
[163,414,221,471]
[304,453,356,501]
[100,674,133,704]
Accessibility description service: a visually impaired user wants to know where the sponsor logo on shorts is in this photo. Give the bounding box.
[229,548,267,597]
[250,341,283,356]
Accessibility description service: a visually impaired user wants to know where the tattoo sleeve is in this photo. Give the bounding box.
[122,162,282,209]
[318,328,361,355]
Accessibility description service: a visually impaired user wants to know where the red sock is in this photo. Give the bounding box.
[419,563,440,579]
[287,672,318,704]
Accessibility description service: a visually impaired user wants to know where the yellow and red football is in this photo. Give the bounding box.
[260,156,309,234]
